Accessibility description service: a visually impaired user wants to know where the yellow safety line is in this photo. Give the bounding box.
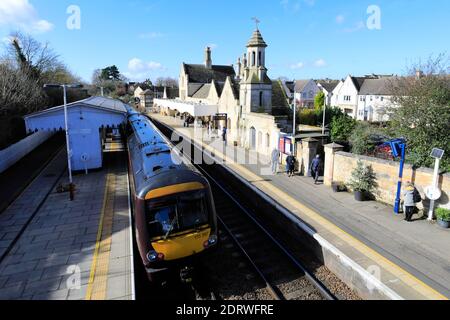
[85,173,116,300]
[166,119,448,300]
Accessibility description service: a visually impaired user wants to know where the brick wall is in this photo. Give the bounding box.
[331,152,450,209]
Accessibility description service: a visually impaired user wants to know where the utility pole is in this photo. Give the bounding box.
[322,92,327,135]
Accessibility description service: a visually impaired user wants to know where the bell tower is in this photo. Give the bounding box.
[240,25,272,113]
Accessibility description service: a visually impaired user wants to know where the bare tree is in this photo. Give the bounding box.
[0,62,47,116]
[155,77,178,87]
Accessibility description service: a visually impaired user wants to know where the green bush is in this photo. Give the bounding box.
[435,208,450,221]
[331,114,356,142]
[298,109,317,126]
[347,160,378,193]
[349,122,388,155]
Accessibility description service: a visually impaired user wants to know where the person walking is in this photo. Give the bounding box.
[310,155,321,185]
[271,148,280,175]
[286,153,296,177]
[222,127,228,146]
[403,182,422,222]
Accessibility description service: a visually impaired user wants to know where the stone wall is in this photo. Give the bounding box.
[327,149,450,209]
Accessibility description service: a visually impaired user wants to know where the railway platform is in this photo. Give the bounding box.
[0,151,134,300]
[151,113,450,300]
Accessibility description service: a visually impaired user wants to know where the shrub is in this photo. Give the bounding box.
[330,114,356,142]
[435,208,450,221]
[349,122,388,155]
[347,160,378,193]
[298,109,317,126]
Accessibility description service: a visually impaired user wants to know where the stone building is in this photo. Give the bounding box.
[163,27,291,156]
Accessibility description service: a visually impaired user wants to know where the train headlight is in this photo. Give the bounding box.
[147,251,158,262]
[147,251,164,262]
[203,235,218,248]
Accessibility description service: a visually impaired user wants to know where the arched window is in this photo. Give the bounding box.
[258,51,262,66]
[250,127,256,150]
[259,92,263,107]
[266,133,270,148]
[252,51,256,66]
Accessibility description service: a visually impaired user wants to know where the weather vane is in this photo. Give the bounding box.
[252,17,260,30]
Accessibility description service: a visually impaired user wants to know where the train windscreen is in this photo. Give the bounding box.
[146,190,209,239]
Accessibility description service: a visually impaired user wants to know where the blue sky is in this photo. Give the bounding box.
[1,0,449,83]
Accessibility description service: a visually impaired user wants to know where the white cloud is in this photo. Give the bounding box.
[0,0,53,34]
[125,58,166,81]
[290,62,304,69]
[336,15,345,24]
[314,59,327,67]
[138,32,164,39]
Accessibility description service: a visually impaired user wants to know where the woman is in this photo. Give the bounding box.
[403,183,419,222]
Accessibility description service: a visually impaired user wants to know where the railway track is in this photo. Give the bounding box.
[152,119,337,301]
[196,163,336,300]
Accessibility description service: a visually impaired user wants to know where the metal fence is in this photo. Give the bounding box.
[0,131,54,174]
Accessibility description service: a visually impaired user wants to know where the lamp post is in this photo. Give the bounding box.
[292,80,296,155]
[44,83,83,201]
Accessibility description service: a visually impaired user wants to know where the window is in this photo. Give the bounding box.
[381,97,384,102]
[259,91,263,107]
[252,52,256,66]
[258,52,262,66]
[370,96,373,101]
[344,95,351,102]
[146,190,209,239]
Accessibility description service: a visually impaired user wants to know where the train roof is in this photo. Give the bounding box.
[127,108,203,195]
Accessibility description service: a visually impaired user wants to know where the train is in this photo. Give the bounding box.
[124,105,218,282]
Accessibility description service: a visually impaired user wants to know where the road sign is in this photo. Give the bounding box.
[425,186,442,201]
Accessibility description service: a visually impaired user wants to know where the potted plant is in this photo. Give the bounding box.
[332,181,347,193]
[435,208,450,229]
[347,160,377,201]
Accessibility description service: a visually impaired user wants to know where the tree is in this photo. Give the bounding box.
[155,77,178,87]
[100,65,122,81]
[388,54,450,170]
[330,114,356,142]
[314,91,325,111]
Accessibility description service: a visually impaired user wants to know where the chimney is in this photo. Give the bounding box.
[205,47,212,69]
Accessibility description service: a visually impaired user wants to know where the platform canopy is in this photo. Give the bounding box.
[154,98,218,117]
[23,96,129,171]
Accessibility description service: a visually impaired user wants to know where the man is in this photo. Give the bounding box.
[222,127,228,146]
[286,153,296,177]
[271,148,280,175]
[310,155,321,185]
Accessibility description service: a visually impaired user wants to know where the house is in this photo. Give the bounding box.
[293,80,320,108]
[316,80,340,106]
[357,77,397,122]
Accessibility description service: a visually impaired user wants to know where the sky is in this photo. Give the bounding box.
[0,0,449,83]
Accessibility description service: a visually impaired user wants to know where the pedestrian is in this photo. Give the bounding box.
[286,153,296,177]
[310,155,321,185]
[403,182,422,222]
[222,127,228,146]
[271,148,280,175]
[208,122,212,137]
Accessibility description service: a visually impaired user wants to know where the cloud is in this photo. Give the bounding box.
[138,32,164,39]
[343,21,366,33]
[125,58,166,81]
[290,62,304,69]
[314,59,327,67]
[336,15,345,24]
[0,0,53,34]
